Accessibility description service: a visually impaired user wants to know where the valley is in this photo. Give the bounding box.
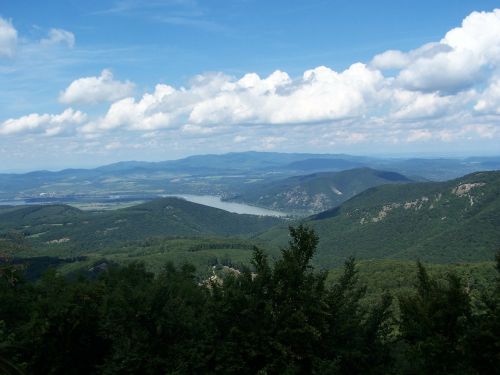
[2,152,500,216]
[1,152,499,282]
[4,3,500,372]
[260,170,500,266]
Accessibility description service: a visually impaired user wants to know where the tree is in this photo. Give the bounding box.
[319,257,393,374]
[208,225,393,374]
[464,250,500,373]
[398,262,472,374]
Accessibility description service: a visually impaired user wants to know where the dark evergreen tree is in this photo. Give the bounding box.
[464,251,500,374]
[1,227,497,374]
[208,225,393,374]
[23,270,106,375]
[318,257,393,374]
[398,262,472,374]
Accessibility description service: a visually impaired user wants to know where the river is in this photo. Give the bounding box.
[0,195,288,217]
[164,194,287,217]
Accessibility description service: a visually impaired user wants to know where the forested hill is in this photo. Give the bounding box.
[258,171,500,266]
[0,197,283,250]
[1,226,498,374]
[228,168,412,213]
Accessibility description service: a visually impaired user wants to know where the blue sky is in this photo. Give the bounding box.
[1,0,500,170]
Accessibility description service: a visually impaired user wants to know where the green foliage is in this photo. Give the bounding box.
[397,263,472,373]
[0,228,498,374]
[0,197,282,257]
[230,168,412,214]
[205,225,394,374]
[395,255,500,374]
[25,270,106,375]
[96,262,211,374]
[0,226,393,374]
[260,171,500,265]
[327,259,498,308]
[463,251,500,374]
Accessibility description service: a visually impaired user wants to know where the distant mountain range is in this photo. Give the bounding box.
[1,170,500,276]
[3,170,499,265]
[227,168,412,213]
[258,170,500,266]
[1,152,499,203]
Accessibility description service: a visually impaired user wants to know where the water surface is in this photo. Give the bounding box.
[0,195,288,217]
[166,194,287,217]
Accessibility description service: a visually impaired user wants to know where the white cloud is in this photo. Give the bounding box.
[41,28,75,48]
[188,64,383,125]
[475,76,500,114]
[460,124,497,139]
[104,141,122,150]
[406,129,433,142]
[83,63,383,135]
[0,17,17,58]
[181,124,223,135]
[372,43,450,71]
[4,8,500,154]
[0,109,86,136]
[394,10,500,93]
[60,70,135,105]
[233,135,247,143]
[81,84,176,133]
[390,90,453,120]
[371,50,410,70]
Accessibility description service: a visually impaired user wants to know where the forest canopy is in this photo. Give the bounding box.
[0,226,499,374]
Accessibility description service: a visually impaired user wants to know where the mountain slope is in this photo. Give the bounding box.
[0,152,371,201]
[282,158,365,172]
[229,168,412,213]
[0,197,283,252]
[1,152,500,203]
[258,171,500,266]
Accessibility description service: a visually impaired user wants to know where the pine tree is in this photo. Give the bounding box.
[398,262,472,374]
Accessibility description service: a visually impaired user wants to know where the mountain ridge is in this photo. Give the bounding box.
[1,152,500,203]
[227,167,413,214]
[0,197,283,253]
[258,170,500,266]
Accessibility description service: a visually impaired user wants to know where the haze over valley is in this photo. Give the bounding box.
[2,151,500,216]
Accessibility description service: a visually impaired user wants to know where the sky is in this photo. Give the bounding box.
[1,0,500,171]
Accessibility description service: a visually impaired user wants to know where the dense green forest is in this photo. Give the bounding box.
[1,171,499,278]
[227,168,412,214]
[260,171,500,266]
[1,226,499,374]
[0,197,282,255]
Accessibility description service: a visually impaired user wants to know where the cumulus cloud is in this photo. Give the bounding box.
[475,76,500,114]
[190,64,383,125]
[41,28,75,48]
[77,6,500,143]
[371,50,410,70]
[60,70,135,105]
[389,90,454,120]
[82,63,384,135]
[0,109,87,136]
[0,17,17,58]
[80,84,176,133]
[372,43,452,73]
[4,8,500,153]
[388,10,500,93]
